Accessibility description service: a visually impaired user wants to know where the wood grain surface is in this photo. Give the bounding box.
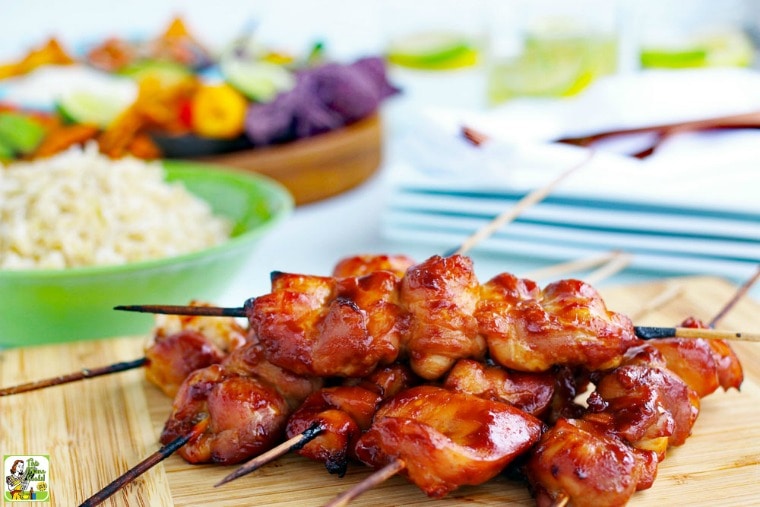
[1,276,759,506]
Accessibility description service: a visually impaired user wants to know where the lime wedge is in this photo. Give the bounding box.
[488,56,591,104]
[221,59,295,103]
[487,33,616,104]
[387,31,479,70]
[57,84,137,128]
[640,47,708,69]
[0,112,46,155]
[641,29,753,69]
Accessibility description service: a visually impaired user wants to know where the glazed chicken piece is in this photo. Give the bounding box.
[354,385,543,499]
[286,386,382,476]
[160,365,290,464]
[620,320,743,399]
[246,269,404,378]
[144,301,247,397]
[478,277,639,372]
[442,358,556,418]
[286,363,420,476]
[159,339,322,465]
[399,255,486,380]
[346,362,421,400]
[585,364,700,459]
[332,254,416,279]
[221,339,323,410]
[673,316,743,391]
[526,418,658,507]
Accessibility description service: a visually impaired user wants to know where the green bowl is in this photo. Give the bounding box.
[0,160,293,348]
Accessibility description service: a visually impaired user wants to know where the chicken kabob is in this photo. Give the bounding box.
[321,266,755,507]
[213,253,631,487]
[101,252,754,506]
[0,151,598,399]
[232,264,758,506]
[142,253,611,504]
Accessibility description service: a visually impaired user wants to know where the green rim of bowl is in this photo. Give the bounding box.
[0,160,294,282]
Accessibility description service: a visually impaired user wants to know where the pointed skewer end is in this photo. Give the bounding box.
[114,304,246,318]
[214,422,323,488]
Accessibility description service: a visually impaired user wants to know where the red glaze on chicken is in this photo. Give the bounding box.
[144,301,247,397]
[442,358,556,418]
[480,278,639,372]
[247,270,403,377]
[399,255,486,380]
[585,364,700,459]
[354,385,543,498]
[332,254,416,279]
[526,418,658,507]
[285,386,383,476]
[160,340,322,465]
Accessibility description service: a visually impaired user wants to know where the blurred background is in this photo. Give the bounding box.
[2,0,759,96]
[1,0,759,303]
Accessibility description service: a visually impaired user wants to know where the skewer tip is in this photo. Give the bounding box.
[214,422,323,487]
[114,304,246,318]
[78,417,208,507]
[635,326,760,342]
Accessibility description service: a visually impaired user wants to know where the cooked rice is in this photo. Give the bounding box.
[0,144,232,270]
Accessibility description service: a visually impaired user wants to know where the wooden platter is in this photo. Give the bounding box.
[1,276,759,506]
[197,114,383,206]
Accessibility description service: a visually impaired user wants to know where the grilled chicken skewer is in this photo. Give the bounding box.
[78,258,756,507]
[116,254,760,382]
[218,267,749,497]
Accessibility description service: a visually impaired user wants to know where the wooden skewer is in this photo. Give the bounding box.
[214,421,323,487]
[113,304,246,317]
[0,358,147,397]
[708,265,760,328]
[78,417,208,507]
[323,459,407,507]
[583,251,633,286]
[634,326,760,342]
[521,250,625,281]
[116,303,760,344]
[445,149,595,257]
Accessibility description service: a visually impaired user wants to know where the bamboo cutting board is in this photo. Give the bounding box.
[1,276,759,506]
